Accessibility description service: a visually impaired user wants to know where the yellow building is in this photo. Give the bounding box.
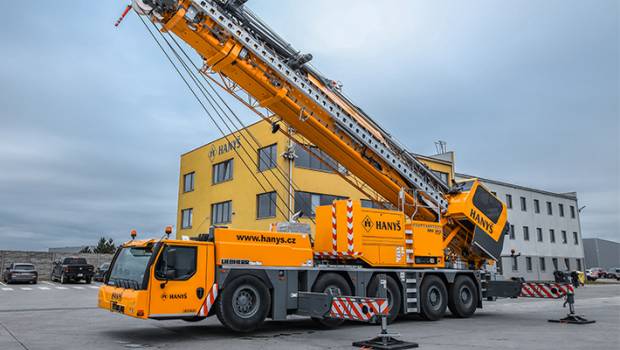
[176,120,455,239]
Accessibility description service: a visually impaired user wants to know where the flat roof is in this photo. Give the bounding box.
[456,173,578,200]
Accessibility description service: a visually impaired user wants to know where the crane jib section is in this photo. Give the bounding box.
[144,0,449,217]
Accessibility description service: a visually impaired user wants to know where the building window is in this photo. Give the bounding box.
[211,201,232,224]
[536,227,543,242]
[212,159,233,184]
[550,229,556,243]
[526,257,532,271]
[561,230,567,244]
[295,143,337,173]
[181,208,193,229]
[559,203,565,217]
[570,205,576,218]
[577,259,582,271]
[523,226,530,241]
[511,256,518,271]
[534,199,540,213]
[258,144,277,172]
[573,232,579,245]
[552,258,558,271]
[564,258,570,270]
[432,171,450,185]
[540,257,546,271]
[546,201,553,215]
[361,199,381,209]
[183,172,195,193]
[509,224,515,240]
[520,197,527,211]
[506,194,513,209]
[257,192,277,219]
[294,191,345,218]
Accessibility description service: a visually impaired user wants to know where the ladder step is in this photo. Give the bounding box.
[407,297,417,303]
[406,258,413,263]
[406,307,418,313]
[406,249,414,254]
[406,278,416,283]
[405,239,413,244]
[405,230,413,235]
[406,288,417,293]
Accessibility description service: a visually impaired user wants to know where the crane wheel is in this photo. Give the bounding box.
[367,275,401,324]
[419,275,447,321]
[215,275,271,332]
[448,275,478,318]
[311,273,352,329]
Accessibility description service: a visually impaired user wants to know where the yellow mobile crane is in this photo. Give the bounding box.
[99,0,537,332]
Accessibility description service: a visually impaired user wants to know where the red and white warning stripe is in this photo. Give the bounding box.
[331,202,338,254]
[519,282,574,299]
[328,296,388,321]
[346,200,355,256]
[314,251,362,259]
[197,283,218,316]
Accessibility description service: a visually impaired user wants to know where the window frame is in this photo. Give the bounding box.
[154,245,197,281]
[540,257,546,271]
[256,192,277,219]
[181,208,193,229]
[570,205,576,218]
[294,143,337,173]
[573,231,579,245]
[564,258,570,270]
[536,227,543,242]
[526,257,532,272]
[546,201,553,215]
[534,199,540,213]
[509,224,515,240]
[550,229,556,243]
[257,144,277,172]
[523,226,530,241]
[211,200,232,225]
[520,197,527,211]
[212,158,234,185]
[561,230,567,244]
[505,194,513,209]
[183,172,195,193]
[559,203,565,217]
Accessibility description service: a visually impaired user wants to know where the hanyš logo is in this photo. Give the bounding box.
[161,292,188,301]
[362,215,373,232]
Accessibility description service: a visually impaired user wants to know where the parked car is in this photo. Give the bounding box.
[586,267,606,281]
[3,263,38,284]
[93,262,110,282]
[51,257,94,284]
[606,267,620,280]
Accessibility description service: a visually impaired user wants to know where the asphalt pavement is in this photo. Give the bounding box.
[0,281,618,350]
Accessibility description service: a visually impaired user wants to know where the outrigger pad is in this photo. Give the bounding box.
[548,314,596,325]
[352,336,419,349]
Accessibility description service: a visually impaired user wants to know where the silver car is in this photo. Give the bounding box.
[3,263,38,284]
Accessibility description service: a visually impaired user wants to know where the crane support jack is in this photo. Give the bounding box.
[353,275,419,350]
[548,289,595,325]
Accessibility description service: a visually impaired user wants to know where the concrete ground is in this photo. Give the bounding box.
[0,281,618,350]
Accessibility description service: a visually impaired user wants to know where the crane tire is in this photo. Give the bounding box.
[311,273,352,329]
[215,275,271,333]
[448,275,478,318]
[367,275,401,324]
[419,275,447,321]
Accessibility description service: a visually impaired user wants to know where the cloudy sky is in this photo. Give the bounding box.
[1,1,618,250]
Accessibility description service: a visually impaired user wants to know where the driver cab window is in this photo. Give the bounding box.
[155,246,197,280]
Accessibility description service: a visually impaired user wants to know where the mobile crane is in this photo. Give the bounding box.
[99,0,578,332]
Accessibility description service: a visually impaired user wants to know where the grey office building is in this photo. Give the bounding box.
[583,238,620,270]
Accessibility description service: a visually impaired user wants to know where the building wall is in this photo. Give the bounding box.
[583,238,620,270]
[457,174,586,280]
[0,251,113,281]
[176,120,454,238]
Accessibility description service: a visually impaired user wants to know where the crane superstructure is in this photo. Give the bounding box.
[98,0,519,332]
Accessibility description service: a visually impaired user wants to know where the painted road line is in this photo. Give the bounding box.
[0,282,7,286]
[55,287,68,290]
[89,286,100,289]
[73,286,85,290]
[38,287,51,290]
[21,287,33,291]
[2,288,13,291]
